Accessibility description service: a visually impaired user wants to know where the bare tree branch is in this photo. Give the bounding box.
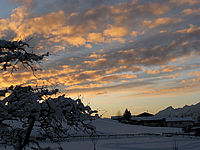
[0,40,48,71]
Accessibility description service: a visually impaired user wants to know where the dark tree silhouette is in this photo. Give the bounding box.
[0,40,98,150]
[123,109,132,120]
[0,40,48,71]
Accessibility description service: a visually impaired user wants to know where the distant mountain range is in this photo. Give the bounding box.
[155,102,200,121]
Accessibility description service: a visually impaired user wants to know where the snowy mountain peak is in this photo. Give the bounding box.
[166,106,174,110]
[195,102,200,107]
[155,102,200,121]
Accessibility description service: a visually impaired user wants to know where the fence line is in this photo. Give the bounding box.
[64,132,200,142]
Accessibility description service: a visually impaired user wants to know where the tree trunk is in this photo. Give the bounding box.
[19,117,35,150]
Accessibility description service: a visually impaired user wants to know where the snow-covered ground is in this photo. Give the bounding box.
[1,118,200,150]
[4,136,199,150]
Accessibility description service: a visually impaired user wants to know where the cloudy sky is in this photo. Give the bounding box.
[0,0,200,117]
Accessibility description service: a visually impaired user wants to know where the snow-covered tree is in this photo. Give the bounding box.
[0,40,98,150]
[0,86,97,150]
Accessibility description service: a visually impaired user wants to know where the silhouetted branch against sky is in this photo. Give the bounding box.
[0,40,49,72]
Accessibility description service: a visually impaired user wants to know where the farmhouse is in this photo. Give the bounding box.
[165,117,194,128]
[130,116,166,127]
[111,113,194,128]
[136,112,154,117]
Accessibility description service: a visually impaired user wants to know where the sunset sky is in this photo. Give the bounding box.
[0,0,200,117]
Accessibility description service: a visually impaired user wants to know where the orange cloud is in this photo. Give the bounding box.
[0,7,28,38]
[145,69,160,75]
[87,33,104,43]
[181,8,200,15]
[85,44,92,48]
[130,31,138,37]
[87,52,104,59]
[0,7,90,47]
[143,17,182,29]
[0,71,35,89]
[176,24,200,34]
[160,30,167,33]
[57,36,86,47]
[161,66,183,73]
[0,64,86,89]
[14,10,66,40]
[84,58,107,67]
[189,71,200,77]
[168,73,182,78]
[104,25,128,37]
[67,83,103,90]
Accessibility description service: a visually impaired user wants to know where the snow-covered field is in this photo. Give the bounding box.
[1,119,200,150]
[54,136,200,150]
[92,118,182,135]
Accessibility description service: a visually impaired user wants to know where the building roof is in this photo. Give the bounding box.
[130,116,164,121]
[136,112,154,117]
